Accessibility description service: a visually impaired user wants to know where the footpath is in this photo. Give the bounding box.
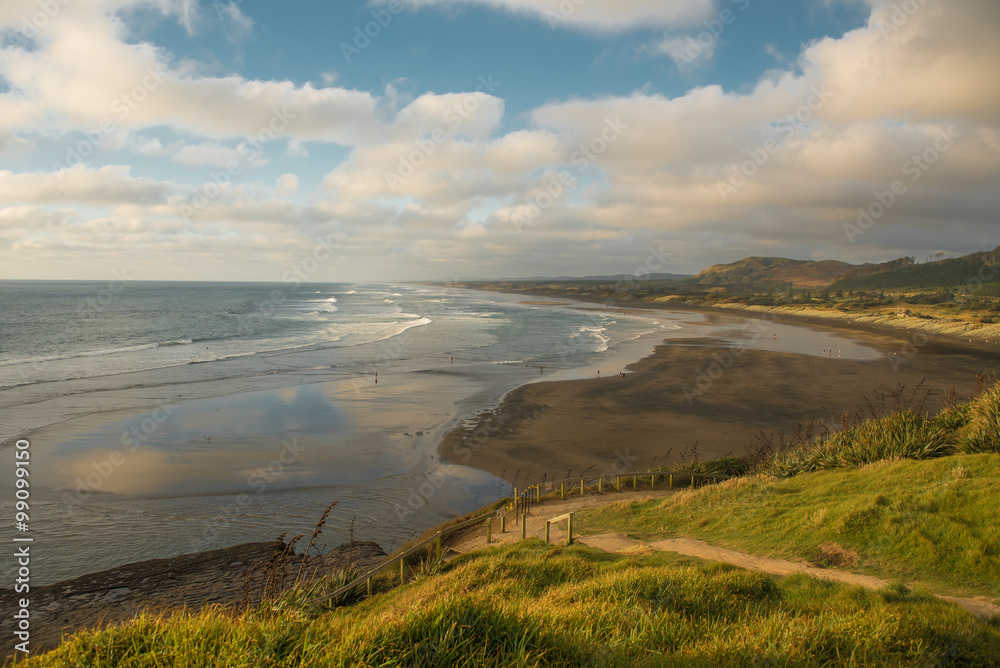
[443,489,1000,620]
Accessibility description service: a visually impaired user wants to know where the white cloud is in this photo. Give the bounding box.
[275,173,298,196]
[0,1,380,143]
[129,135,166,156]
[216,1,253,39]
[654,34,717,69]
[379,0,716,31]
[172,141,268,168]
[2,0,999,279]
[0,164,177,205]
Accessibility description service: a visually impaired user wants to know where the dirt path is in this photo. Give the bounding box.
[445,489,675,555]
[444,491,1000,620]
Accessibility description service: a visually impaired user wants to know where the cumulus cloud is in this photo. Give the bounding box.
[172,141,268,168]
[0,0,380,142]
[275,173,298,196]
[2,0,999,279]
[378,0,716,31]
[0,164,177,205]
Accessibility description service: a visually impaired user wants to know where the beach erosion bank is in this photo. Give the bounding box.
[440,309,1000,483]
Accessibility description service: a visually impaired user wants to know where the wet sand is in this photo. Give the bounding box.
[440,327,1000,482]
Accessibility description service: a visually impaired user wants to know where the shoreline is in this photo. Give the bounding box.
[459,284,1000,353]
[3,288,674,585]
[439,297,1000,483]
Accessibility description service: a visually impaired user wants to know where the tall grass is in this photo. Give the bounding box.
[759,380,998,478]
[25,542,1000,667]
[958,382,1000,454]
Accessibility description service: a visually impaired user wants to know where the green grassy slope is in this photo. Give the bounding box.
[829,247,1000,295]
[25,541,1000,667]
[580,454,1000,599]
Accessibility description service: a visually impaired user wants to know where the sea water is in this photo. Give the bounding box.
[0,281,666,583]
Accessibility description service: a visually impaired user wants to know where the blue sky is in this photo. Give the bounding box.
[0,0,997,281]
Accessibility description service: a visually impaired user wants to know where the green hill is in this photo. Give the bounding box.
[689,256,863,290]
[829,247,1000,295]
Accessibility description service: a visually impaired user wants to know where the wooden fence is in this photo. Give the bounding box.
[311,468,730,605]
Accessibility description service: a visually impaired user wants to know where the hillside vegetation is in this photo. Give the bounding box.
[24,538,1000,667]
[830,247,1000,295]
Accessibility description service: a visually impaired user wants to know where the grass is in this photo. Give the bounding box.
[758,378,1000,477]
[576,454,1000,599]
[24,541,1000,667]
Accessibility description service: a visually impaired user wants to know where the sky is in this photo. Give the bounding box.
[0,0,998,282]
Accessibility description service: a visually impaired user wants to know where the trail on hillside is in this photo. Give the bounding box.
[444,489,1000,620]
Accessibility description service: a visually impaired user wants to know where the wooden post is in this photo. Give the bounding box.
[367,577,372,597]
[487,518,492,544]
[633,474,637,490]
[598,477,602,494]
[567,513,573,545]
[536,485,540,501]
[521,513,527,539]
[651,474,655,489]
[616,476,620,492]
[501,515,506,533]
[580,479,584,496]
[545,521,550,544]
[669,473,673,488]
[560,483,565,499]
[400,559,405,584]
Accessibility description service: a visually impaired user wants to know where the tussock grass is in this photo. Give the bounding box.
[958,382,1000,454]
[757,379,998,477]
[26,542,1000,667]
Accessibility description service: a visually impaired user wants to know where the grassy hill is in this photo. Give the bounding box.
[23,525,1000,667]
[829,247,1000,296]
[689,257,863,290]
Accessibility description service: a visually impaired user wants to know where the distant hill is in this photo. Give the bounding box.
[687,257,865,289]
[829,246,1000,295]
[512,272,691,282]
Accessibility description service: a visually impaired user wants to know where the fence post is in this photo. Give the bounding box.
[580,479,584,496]
[560,482,565,499]
[521,513,527,539]
[669,473,673,488]
[487,518,492,544]
[400,559,405,584]
[545,521,550,544]
[536,485,540,501]
[651,474,655,489]
[598,477,603,494]
[633,475,637,491]
[567,513,573,545]
[616,476,620,492]
[367,577,372,597]
[501,515,506,533]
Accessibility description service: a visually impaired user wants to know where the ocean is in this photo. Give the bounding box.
[0,281,669,583]
[0,280,880,584]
